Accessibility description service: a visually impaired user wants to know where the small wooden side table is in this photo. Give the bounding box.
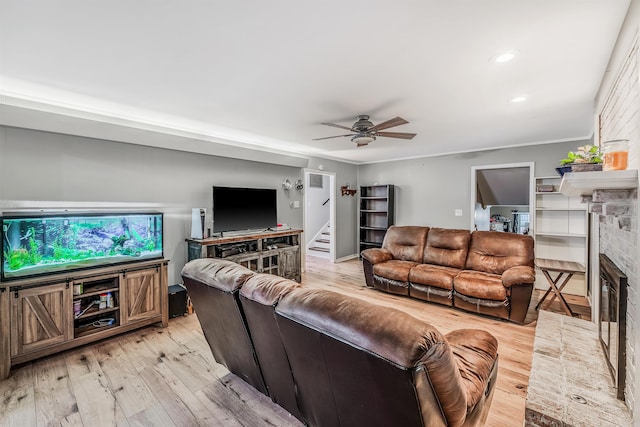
[534,258,585,317]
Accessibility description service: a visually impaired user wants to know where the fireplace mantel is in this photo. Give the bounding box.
[559,169,638,197]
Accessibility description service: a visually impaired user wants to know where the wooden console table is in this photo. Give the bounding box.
[535,258,585,317]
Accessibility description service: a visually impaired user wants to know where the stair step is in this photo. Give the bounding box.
[322,232,330,236]
[315,238,330,244]
[309,246,330,253]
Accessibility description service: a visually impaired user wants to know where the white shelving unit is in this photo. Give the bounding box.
[534,176,588,296]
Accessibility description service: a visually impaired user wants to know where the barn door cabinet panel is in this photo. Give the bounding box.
[121,267,162,324]
[0,259,168,380]
[10,282,73,357]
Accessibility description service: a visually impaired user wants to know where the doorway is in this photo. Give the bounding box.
[303,170,336,263]
[470,162,535,234]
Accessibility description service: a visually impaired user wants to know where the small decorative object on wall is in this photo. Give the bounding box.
[341,185,357,197]
[295,179,304,191]
[556,144,603,176]
[282,178,292,191]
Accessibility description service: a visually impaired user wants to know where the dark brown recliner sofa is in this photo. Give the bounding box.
[361,226,535,324]
[182,258,499,427]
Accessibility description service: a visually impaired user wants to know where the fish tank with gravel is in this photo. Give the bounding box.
[1,212,163,281]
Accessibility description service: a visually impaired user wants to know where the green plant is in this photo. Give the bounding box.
[6,249,29,270]
[560,145,602,165]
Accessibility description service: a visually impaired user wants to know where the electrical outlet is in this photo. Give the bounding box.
[455,209,463,216]
[293,200,300,208]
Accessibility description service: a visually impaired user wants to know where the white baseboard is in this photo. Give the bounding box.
[335,253,359,263]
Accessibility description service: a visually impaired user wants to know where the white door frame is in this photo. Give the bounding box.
[303,169,336,264]
[470,162,535,231]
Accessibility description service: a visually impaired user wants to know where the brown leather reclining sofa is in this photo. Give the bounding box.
[182,258,499,427]
[361,226,535,324]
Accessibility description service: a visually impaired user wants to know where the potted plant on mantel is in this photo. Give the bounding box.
[556,144,603,176]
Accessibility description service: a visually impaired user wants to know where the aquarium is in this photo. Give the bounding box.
[1,212,163,281]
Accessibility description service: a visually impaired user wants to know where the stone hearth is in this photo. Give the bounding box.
[525,310,631,426]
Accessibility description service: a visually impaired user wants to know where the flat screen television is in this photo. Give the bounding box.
[1,211,163,281]
[213,186,277,233]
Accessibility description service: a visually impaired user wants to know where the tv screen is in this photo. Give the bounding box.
[213,186,277,233]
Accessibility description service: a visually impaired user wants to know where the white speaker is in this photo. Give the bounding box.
[191,208,206,239]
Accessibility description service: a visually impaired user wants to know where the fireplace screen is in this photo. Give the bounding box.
[598,253,628,400]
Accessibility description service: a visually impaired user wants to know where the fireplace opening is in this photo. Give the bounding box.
[598,253,628,401]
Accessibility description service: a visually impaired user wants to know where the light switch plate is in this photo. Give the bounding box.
[455,209,463,216]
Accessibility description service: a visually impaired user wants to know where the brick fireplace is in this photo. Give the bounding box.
[591,188,638,411]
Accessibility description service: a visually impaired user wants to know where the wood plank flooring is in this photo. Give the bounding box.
[0,257,590,427]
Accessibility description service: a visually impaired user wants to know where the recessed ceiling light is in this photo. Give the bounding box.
[511,96,528,103]
[494,51,518,63]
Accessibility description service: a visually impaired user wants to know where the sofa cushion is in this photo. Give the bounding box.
[381,225,429,263]
[275,288,470,427]
[465,231,534,275]
[373,259,419,282]
[445,329,498,411]
[423,228,471,269]
[239,274,303,421]
[409,263,460,290]
[454,270,507,301]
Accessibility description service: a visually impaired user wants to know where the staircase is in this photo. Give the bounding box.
[308,223,331,258]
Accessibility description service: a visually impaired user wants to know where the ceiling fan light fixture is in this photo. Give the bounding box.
[352,135,375,146]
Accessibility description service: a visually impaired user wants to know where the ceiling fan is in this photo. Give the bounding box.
[313,115,417,147]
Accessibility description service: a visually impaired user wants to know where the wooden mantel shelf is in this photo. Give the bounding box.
[559,169,638,197]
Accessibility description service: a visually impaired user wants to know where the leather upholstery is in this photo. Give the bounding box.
[380,225,429,262]
[275,287,497,427]
[454,271,507,301]
[182,257,499,427]
[181,259,267,394]
[239,274,303,421]
[465,231,534,275]
[423,228,471,269]
[361,226,535,323]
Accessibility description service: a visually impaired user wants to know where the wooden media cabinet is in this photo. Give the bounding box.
[186,229,302,282]
[0,259,169,380]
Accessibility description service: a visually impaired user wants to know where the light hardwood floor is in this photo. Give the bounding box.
[0,257,589,427]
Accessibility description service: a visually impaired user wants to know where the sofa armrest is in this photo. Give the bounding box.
[360,248,393,264]
[501,266,535,287]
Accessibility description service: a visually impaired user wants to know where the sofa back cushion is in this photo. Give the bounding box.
[275,287,468,427]
[239,274,303,421]
[181,259,267,394]
[423,227,471,269]
[381,225,429,263]
[465,231,535,275]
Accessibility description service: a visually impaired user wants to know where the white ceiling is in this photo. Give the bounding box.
[0,1,631,164]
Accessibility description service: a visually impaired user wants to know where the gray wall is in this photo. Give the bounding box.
[357,139,590,229]
[0,126,359,283]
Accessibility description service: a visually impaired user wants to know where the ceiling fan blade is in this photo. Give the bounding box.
[370,116,409,131]
[376,131,416,140]
[321,122,353,131]
[312,134,353,141]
